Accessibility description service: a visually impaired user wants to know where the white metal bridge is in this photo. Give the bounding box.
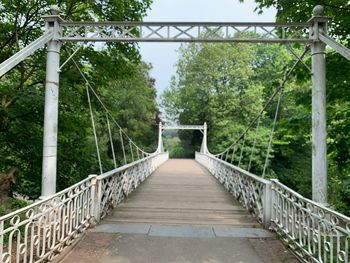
[1,4,350,263]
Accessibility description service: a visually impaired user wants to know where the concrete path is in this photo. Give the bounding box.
[58,159,299,263]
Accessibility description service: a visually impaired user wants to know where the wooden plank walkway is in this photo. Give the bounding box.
[102,159,260,227]
[58,159,299,263]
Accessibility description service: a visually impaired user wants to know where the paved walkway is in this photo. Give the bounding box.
[59,159,298,263]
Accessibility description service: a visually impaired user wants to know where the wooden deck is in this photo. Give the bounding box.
[102,159,260,227]
[59,159,299,263]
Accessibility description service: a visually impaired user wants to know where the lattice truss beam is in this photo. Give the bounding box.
[60,22,311,43]
[162,125,204,130]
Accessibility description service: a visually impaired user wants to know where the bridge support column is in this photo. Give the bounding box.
[310,6,329,205]
[263,183,272,228]
[201,122,208,154]
[89,174,101,224]
[41,6,62,198]
[157,122,164,153]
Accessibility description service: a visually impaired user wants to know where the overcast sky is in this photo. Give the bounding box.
[138,0,276,99]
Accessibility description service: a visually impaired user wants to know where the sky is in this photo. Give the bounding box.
[138,0,277,99]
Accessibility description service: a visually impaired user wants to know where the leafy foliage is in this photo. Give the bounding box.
[242,0,350,214]
[163,134,194,158]
[161,38,312,178]
[0,0,158,199]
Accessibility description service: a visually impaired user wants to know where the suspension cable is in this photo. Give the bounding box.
[64,48,151,156]
[248,118,260,172]
[262,88,284,178]
[230,145,237,163]
[286,45,311,73]
[58,44,82,72]
[129,140,134,162]
[106,113,117,168]
[86,84,103,174]
[214,44,309,157]
[225,148,230,162]
[120,128,127,164]
[238,134,246,167]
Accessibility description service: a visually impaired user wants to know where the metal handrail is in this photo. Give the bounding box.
[0,176,91,222]
[0,152,169,263]
[196,152,350,263]
[98,152,160,179]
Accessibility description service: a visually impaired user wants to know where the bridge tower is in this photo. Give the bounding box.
[41,6,62,198]
[200,122,208,154]
[310,5,329,205]
[158,123,207,154]
[157,122,165,153]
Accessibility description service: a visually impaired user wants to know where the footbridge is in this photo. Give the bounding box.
[1,4,350,263]
[1,125,349,263]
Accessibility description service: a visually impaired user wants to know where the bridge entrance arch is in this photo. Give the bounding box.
[157,123,207,155]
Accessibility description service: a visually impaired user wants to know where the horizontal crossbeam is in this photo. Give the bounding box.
[162,125,204,130]
[59,21,311,43]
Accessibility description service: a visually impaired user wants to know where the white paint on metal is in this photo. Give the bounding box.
[0,153,169,263]
[195,152,271,227]
[40,37,61,198]
[0,32,53,78]
[319,33,350,61]
[157,122,164,153]
[202,122,208,154]
[310,7,328,205]
[59,21,311,43]
[162,124,204,130]
[40,7,64,198]
[271,178,350,262]
[196,151,350,261]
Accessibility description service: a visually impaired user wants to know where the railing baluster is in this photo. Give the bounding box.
[195,151,350,263]
[0,152,169,263]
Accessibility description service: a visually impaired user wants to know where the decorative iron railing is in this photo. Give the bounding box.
[195,152,272,227]
[0,178,93,263]
[0,152,168,263]
[195,152,350,263]
[271,180,350,263]
[96,152,169,220]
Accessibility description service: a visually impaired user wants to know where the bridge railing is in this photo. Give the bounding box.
[196,152,350,263]
[0,152,168,263]
[271,179,350,263]
[94,152,169,221]
[195,152,272,227]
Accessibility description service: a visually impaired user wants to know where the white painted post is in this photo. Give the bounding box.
[263,182,272,229]
[309,5,329,205]
[157,122,164,153]
[88,174,101,225]
[0,220,3,261]
[202,122,208,154]
[41,6,62,198]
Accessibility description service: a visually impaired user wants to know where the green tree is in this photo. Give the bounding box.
[243,0,350,214]
[0,0,158,199]
[161,34,315,186]
[161,40,298,173]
